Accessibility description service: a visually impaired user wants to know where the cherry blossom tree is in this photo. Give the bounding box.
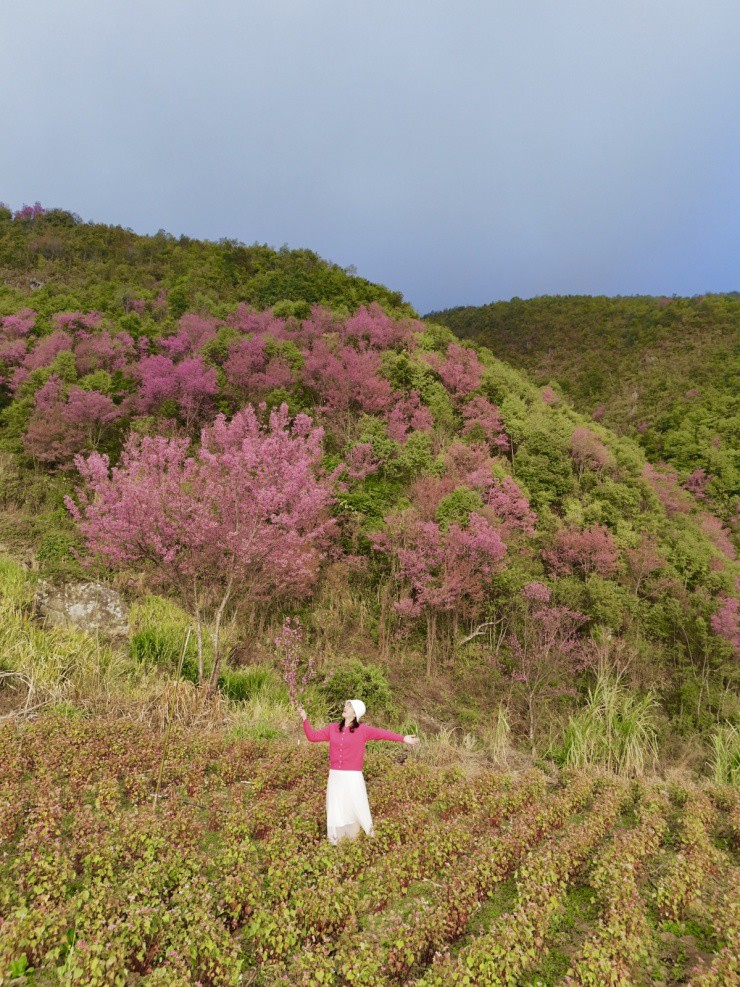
[1,308,36,338]
[544,524,620,579]
[711,595,740,657]
[223,336,294,398]
[569,426,614,478]
[385,390,434,443]
[683,468,712,501]
[67,403,336,687]
[53,312,102,332]
[505,581,592,747]
[13,202,46,221]
[424,343,483,398]
[23,377,122,465]
[338,303,416,350]
[485,475,537,537]
[23,331,74,372]
[302,339,394,422]
[624,536,665,594]
[74,330,136,375]
[373,510,506,674]
[642,462,693,516]
[461,396,510,453]
[134,354,218,429]
[160,313,219,358]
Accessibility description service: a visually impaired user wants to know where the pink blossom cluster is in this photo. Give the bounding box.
[711,596,739,656]
[13,201,46,221]
[275,616,314,706]
[544,524,620,578]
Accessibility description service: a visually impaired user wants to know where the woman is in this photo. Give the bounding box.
[297,699,420,845]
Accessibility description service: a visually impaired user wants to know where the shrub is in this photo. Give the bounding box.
[218,666,287,704]
[320,659,395,721]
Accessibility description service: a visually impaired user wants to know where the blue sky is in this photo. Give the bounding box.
[2,0,739,313]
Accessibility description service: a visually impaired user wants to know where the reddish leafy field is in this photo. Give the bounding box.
[1,716,738,986]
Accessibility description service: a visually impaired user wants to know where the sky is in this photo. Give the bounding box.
[1,0,739,314]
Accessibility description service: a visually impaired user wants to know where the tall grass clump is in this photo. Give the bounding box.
[129,595,208,682]
[560,671,659,776]
[480,705,512,765]
[710,723,740,785]
[0,555,35,608]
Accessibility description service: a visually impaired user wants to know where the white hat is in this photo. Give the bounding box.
[349,699,366,720]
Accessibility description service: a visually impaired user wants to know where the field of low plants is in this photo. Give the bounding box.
[1,715,737,986]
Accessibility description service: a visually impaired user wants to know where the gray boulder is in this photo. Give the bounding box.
[35,581,129,639]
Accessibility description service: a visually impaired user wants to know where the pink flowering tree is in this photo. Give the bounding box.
[424,343,483,399]
[710,596,740,657]
[223,336,294,399]
[569,426,615,479]
[23,377,122,465]
[134,354,219,430]
[22,330,74,372]
[67,403,336,688]
[1,308,36,339]
[485,475,537,538]
[160,313,219,358]
[642,462,693,516]
[74,330,136,375]
[624,536,665,595]
[372,511,506,674]
[505,581,592,747]
[385,390,434,443]
[461,396,510,453]
[13,202,46,221]
[338,304,417,350]
[543,524,620,579]
[303,339,394,418]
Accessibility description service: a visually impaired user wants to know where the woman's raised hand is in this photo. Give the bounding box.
[297,705,307,720]
[403,735,420,746]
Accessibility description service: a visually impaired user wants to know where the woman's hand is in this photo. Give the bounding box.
[297,705,308,720]
[403,735,420,746]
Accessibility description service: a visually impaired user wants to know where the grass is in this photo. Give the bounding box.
[560,670,659,776]
[709,722,740,785]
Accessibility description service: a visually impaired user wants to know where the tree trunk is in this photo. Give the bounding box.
[208,579,234,692]
[426,610,437,678]
[527,692,536,752]
[194,615,204,683]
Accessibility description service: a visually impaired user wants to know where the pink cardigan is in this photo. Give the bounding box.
[302,719,405,770]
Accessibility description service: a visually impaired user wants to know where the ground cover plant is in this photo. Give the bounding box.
[0,715,738,985]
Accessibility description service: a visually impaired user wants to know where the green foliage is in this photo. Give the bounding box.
[129,595,205,683]
[319,658,395,721]
[217,665,288,704]
[436,486,483,530]
[429,293,740,525]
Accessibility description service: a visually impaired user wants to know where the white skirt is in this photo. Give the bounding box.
[325,769,374,845]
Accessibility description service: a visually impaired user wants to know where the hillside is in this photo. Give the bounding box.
[0,205,738,763]
[426,294,740,529]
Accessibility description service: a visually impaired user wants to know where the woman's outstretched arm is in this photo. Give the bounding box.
[365,725,420,746]
[297,705,330,742]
